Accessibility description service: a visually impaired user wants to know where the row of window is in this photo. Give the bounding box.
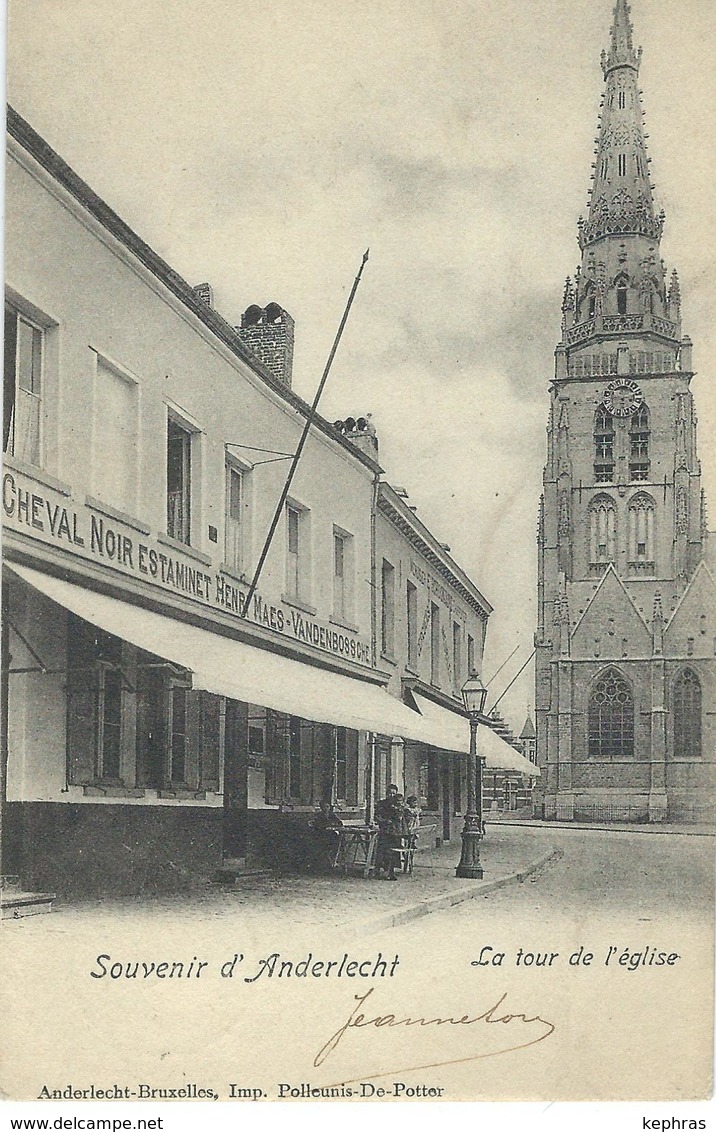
[594,403,650,482]
[61,620,708,788]
[169,420,356,614]
[65,614,361,804]
[5,301,478,662]
[67,617,197,789]
[588,492,655,569]
[578,276,664,323]
[570,352,676,379]
[587,666,702,759]
[3,300,357,622]
[381,563,476,689]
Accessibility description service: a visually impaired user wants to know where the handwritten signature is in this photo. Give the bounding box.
[314,987,556,1078]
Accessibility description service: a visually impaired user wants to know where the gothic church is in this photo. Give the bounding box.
[535,0,715,823]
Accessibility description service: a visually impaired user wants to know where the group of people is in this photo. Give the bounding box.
[374,784,422,880]
[307,786,422,879]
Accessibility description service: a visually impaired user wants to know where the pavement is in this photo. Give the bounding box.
[10,819,712,937]
[21,825,560,936]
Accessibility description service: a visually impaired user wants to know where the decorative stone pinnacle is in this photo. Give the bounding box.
[602,0,642,77]
[552,595,562,627]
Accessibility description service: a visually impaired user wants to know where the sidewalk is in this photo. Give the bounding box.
[24,826,559,935]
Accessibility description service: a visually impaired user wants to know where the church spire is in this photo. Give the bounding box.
[580,0,664,250]
[601,0,641,76]
[560,0,686,364]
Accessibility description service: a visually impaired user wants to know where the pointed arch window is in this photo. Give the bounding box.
[673,668,702,759]
[616,274,629,315]
[588,494,617,571]
[629,403,650,480]
[594,406,615,483]
[581,282,596,322]
[628,492,655,572]
[588,668,634,758]
[617,90,626,110]
[618,153,627,176]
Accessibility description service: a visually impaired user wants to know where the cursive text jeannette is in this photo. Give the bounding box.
[314,987,556,1068]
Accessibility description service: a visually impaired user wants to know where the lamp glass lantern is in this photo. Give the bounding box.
[461,669,488,717]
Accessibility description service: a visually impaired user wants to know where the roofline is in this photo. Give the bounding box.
[570,561,651,639]
[6,104,382,477]
[378,481,493,619]
[665,558,716,631]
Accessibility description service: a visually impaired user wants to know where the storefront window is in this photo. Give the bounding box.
[169,686,188,784]
[99,664,123,780]
[66,616,125,785]
[335,727,347,800]
[288,716,302,798]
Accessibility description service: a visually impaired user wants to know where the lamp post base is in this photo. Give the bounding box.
[455,818,483,879]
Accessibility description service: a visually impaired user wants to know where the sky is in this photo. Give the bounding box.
[6,0,716,731]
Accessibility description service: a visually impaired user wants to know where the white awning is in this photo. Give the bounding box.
[8,562,441,743]
[412,692,540,776]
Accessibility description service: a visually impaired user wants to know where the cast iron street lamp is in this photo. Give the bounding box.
[456,668,488,879]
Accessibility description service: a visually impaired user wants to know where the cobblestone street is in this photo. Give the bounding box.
[5,822,712,940]
[6,825,552,937]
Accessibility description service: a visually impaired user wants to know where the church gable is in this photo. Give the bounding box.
[664,562,716,659]
[571,566,652,659]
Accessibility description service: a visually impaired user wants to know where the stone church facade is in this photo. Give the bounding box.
[535,0,716,823]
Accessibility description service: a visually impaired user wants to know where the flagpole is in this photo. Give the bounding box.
[240,250,370,618]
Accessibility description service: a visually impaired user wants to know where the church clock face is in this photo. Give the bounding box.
[603,378,643,417]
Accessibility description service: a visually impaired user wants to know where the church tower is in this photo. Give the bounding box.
[535,0,715,823]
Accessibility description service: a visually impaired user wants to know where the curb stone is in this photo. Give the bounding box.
[356,846,563,935]
[487,819,715,838]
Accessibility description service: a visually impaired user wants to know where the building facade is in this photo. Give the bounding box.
[1,108,456,897]
[535,0,716,823]
[3,108,537,900]
[368,478,536,842]
[482,709,535,815]
[375,481,488,844]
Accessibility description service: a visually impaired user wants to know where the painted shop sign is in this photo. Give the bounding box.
[3,470,372,667]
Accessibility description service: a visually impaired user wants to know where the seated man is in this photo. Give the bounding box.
[310,800,343,872]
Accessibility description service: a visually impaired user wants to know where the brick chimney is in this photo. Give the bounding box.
[193,282,214,308]
[333,414,379,460]
[237,302,295,388]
